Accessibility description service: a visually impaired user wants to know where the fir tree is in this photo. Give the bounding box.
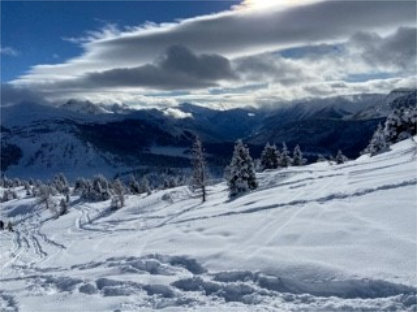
[191,136,208,203]
[74,177,87,193]
[227,140,258,197]
[279,142,292,167]
[111,178,125,208]
[128,174,141,194]
[59,198,68,216]
[384,107,417,143]
[363,123,390,156]
[335,150,348,164]
[82,175,111,202]
[37,185,54,211]
[54,173,69,194]
[140,177,152,195]
[292,144,307,166]
[260,142,279,170]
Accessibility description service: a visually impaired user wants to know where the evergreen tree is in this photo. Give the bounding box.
[279,142,292,167]
[335,150,348,164]
[292,144,307,166]
[162,176,177,189]
[13,178,21,187]
[54,173,69,194]
[128,174,141,194]
[191,136,208,203]
[23,181,32,197]
[227,140,258,197]
[363,123,390,156]
[59,198,68,216]
[82,175,111,202]
[111,178,125,208]
[137,177,150,195]
[260,142,279,170]
[384,107,417,143]
[74,177,87,193]
[1,189,18,202]
[37,185,54,211]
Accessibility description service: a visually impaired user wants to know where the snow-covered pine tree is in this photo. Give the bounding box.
[260,142,279,170]
[227,139,258,197]
[1,189,18,202]
[111,178,125,208]
[384,107,417,143]
[13,178,21,187]
[74,177,87,194]
[23,181,32,197]
[128,174,141,194]
[335,150,348,164]
[140,177,152,195]
[37,185,55,211]
[59,198,68,216]
[82,175,111,202]
[54,173,69,194]
[191,136,208,203]
[162,176,177,189]
[292,144,307,166]
[363,123,390,156]
[280,142,292,167]
[384,109,404,143]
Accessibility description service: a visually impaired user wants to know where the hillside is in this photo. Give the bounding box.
[0,137,416,311]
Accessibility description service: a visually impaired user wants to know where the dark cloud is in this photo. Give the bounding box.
[233,54,310,85]
[84,45,237,90]
[1,84,48,106]
[350,27,417,71]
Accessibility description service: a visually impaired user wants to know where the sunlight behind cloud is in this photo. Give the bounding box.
[238,0,317,10]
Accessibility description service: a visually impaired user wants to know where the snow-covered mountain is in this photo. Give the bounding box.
[389,89,417,110]
[1,90,415,180]
[0,137,416,311]
[1,102,125,181]
[246,93,388,155]
[385,88,417,108]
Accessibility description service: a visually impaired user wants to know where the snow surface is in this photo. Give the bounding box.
[0,138,416,311]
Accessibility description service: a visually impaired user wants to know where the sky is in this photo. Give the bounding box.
[1,0,416,109]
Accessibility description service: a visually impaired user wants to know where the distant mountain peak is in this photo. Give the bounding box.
[60,99,110,115]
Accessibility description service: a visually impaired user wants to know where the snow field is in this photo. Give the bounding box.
[0,138,416,311]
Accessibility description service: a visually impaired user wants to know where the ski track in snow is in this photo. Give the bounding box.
[155,178,417,228]
[0,138,416,311]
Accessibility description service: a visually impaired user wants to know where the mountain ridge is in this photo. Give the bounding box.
[1,90,415,180]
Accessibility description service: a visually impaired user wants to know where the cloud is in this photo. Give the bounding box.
[25,45,236,95]
[83,45,236,90]
[0,46,19,57]
[163,107,193,119]
[0,84,49,106]
[349,27,417,72]
[233,53,315,85]
[12,0,415,86]
[3,1,415,110]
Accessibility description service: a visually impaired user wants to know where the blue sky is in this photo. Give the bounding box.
[1,1,237,82]
[1,0,416,109]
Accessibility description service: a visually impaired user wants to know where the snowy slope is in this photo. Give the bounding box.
[0,138,416,311]
[1,102,126,180]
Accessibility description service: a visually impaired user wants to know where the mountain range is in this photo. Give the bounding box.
[1,89,415,181]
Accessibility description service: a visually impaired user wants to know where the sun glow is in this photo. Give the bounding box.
[238,0,315,11]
